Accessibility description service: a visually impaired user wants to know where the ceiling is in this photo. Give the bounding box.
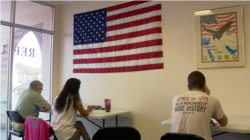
[40,1,72,6]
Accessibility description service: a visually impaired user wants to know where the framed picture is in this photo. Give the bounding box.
[195,5,245,68]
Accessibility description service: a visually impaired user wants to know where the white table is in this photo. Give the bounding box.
[161,116,250,136]
[40,109,131,128]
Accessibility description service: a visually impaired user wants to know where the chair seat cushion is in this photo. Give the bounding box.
[9,130,24,137]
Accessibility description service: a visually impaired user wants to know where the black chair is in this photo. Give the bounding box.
[49,127,58,140]
[92,126,141,140]
[161,132,205,140]
[6,110,25,140]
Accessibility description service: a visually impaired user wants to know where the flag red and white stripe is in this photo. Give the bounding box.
[73,1,163,73]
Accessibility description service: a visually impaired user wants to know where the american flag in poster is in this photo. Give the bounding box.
[201,13,237,36]
[73,1,163,73]
[201,12,238,62]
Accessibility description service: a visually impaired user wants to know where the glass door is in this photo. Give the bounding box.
[11,28,52,122]
[1,1,55,139]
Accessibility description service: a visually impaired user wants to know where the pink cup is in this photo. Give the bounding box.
[104,99,111,112]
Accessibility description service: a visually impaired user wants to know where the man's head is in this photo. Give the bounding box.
[188,71,206,90]
[29,80,43,93]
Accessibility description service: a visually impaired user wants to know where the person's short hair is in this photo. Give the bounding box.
[29,80,43,90]
[188,71,206,90]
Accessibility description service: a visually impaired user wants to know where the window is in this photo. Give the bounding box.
[0,1,55,139]
[0,25,10,140]
[1,1,11,22]
[15,1,53,30]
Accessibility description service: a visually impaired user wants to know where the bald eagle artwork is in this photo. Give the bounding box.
[202,21,232,41]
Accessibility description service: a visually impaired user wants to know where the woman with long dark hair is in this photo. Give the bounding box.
[51,78,93,140]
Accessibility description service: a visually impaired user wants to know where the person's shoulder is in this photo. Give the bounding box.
[207,95,221,104]
[20,89,29,95]
[172,92,187,100]
[208,95,219,100]
[28,89,38,94]
[175,92,189,97]
[20,89,35,97]
[30,90,44,98]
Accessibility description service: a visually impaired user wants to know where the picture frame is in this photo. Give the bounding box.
[195,5,245,69]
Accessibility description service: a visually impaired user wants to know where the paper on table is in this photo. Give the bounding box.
[211,118,218,124]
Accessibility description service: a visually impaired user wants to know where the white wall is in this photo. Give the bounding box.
[53,1,250,140]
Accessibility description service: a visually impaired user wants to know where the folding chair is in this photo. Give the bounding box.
[92,126,141,140]
[160,132,205,140]
[6,110,25,140]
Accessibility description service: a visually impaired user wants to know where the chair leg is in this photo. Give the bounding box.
[8,134,10,140]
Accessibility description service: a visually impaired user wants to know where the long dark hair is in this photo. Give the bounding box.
[54,78,81,113]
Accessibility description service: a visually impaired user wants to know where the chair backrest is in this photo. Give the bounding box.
[23,116,57,140]
[92,126,141,140]
[6,110,24,123]
[161,132,205,140]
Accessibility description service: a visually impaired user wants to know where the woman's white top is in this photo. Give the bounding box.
[51,95,77,140]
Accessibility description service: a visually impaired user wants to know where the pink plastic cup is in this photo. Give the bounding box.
[104,99,111,112]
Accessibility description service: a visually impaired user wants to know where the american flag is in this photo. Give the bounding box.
[73,1,163,73]
[201,12,237,36]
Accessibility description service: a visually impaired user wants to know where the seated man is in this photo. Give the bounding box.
[170,71,228,140]
[13,80,51,132]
